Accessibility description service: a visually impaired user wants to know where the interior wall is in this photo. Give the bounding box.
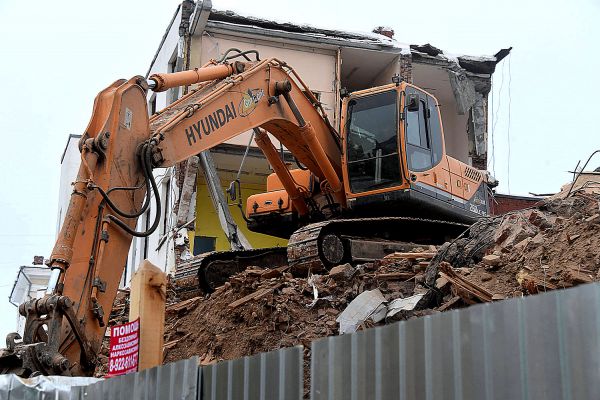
[196,33,337,148]
[371,56,400,87]
[412,63,469,164]
[340,47,399,92]
[191,150,285,252]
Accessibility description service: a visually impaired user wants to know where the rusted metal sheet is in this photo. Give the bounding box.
[311,283,600,400]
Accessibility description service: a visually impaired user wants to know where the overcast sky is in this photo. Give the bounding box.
[0,0,598,346]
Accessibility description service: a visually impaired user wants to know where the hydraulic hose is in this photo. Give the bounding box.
[93,143,152,219]
[106,143,162,237]
[217,48,260,63]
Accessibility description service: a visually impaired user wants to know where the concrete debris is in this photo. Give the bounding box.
[327,263,355,282]
[482,254,501,268]
[550,172,600,200]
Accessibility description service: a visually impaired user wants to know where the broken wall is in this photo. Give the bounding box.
[412,61,490,168]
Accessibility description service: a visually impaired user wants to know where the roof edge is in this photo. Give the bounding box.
[60,134,82,164]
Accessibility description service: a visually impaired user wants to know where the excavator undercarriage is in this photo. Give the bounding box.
[174,216,469,294]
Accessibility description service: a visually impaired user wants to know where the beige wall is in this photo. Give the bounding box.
[371,56,400,87]
[412,63,470,163]
[191,33,337,148]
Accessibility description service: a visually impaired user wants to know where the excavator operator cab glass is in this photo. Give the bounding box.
[404,87,444,172]
[346,90,401,193]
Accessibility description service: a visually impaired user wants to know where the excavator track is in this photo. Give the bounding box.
[287,216,470,272]
[174,216,469,294]
[175,247,288,294]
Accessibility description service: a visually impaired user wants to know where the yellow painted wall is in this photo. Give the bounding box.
[192,177,287,252]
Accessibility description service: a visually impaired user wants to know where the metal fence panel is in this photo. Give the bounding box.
[311,283,600,400]
[201,346,303,400]
[0,374,99,400]
[82,356,198,400]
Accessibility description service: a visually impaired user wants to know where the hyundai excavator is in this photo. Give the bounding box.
[0,49,494,377]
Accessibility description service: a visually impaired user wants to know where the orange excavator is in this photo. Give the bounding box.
[0,49,494,377]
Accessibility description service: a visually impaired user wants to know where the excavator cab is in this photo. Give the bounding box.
[341,83,490,223]
[247,81,490,240]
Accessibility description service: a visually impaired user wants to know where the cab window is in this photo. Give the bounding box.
[405,92,432,172]
[346,91,401,193]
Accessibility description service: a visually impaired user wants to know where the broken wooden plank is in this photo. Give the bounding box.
[384,252,437,260]
[166,296,201,313]
[437,296,461,311]
[563,268,593,284]
[439,262,493,302]
[260,265,290,279]
[374,272,416,281]
[163,333,192,350]
[228,283,283,309]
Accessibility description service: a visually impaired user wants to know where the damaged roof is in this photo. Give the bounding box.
[206,9,511,75]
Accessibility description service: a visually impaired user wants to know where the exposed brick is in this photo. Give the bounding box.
[491,194,541,216]
[399,54,412,84]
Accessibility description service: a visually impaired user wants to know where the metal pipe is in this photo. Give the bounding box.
[149,64,234,92]
[253,128,309,216]
[46,268,62,295]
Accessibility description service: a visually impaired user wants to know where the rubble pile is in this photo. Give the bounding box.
[94,190,600,388]
[163,192,600,370]
[163,258,432,366]
[425,192,600,307]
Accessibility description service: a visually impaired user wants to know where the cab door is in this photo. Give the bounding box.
[404,88,449,201]
[345,90,403,195]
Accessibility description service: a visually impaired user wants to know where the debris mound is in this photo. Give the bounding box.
[164,192,600,367]
[97,190,600,394]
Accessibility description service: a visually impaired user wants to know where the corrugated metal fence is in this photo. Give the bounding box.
[201,346,303,400]
[77,356,199,399]
[3,283,600,400]
[311,282,600,400]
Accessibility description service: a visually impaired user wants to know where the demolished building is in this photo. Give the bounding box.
[48,1,513,290]
[134,0,511,282]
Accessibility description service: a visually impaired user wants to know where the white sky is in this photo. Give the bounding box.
[0,0,598,345]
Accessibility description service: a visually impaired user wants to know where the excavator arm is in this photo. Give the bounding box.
[148,58,345,207]
[0,56,347,377]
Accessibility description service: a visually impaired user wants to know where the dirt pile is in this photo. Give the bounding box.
[164,192,600,368]
[425,192,600,306]
[94,190,600,389]
[163,257,434,361]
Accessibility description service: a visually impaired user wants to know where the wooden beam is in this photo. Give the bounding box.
[439,262,493,303]
[564,268,593,284]
[374,272,416,280]
[228,283,282,309]
[129,260,167,371]
[383,252,437,260]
